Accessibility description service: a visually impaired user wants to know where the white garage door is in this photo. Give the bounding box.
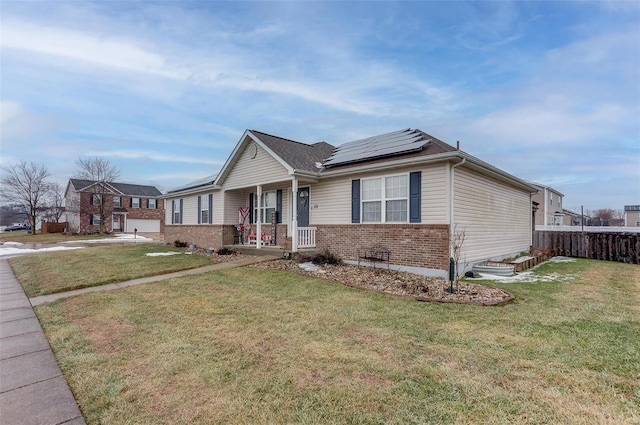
[125,219,160,233]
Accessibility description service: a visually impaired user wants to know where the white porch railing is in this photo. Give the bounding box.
[298,227,317,248]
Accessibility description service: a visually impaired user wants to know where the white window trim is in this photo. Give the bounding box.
[113,196,121,207]
[132,197,141,208]
[173,204,181,224]
[199,195,209,224]
[92,214,102,225]
[254,191,277,224]
[361,173,409,223]
[148,198,157,209]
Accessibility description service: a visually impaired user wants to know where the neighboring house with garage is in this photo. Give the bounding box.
[624,205,640,227]
[530,182,564,227]
[64,179,164,234]
[163,128,538,278]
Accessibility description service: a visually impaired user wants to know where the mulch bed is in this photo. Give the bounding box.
[252,260,514,306]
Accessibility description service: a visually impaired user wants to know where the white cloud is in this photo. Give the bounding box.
[84,150,224,166]
[1,19,185,80]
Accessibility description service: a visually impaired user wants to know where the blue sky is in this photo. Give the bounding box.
[1,1,638,212]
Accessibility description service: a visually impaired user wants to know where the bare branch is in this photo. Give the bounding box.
[0,161,51,234]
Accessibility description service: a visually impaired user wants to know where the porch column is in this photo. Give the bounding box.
[291,179,298,252]
[256,185,262,249]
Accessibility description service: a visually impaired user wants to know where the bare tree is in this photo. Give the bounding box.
[0,161,51,234]
[451,224,467,292]
[43,182,66,223]
[74,157,120,234]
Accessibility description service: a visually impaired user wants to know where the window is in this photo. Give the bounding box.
[361,174,408,223]
[92,194,102,205]
[113,196,121,207]
[148,198,157,209]
[91,214,102,225]
[254,191,277,223]
[131,197,141,208]
[172,199,182,224]
[199,195,209,224]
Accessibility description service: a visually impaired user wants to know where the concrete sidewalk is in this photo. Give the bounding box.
[0,254,279,424]
[0,259,85,425]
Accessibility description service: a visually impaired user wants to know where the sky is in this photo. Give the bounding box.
[1,1,638,212]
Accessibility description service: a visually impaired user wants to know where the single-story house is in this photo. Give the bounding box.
[163,128,538,277]
[65,179,164,233]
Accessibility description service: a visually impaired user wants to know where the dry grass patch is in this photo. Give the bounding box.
[34,260,640,424]
[9,244,214,297]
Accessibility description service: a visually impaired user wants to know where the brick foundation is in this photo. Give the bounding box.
[315,224,450,271]
[165,223,450,272]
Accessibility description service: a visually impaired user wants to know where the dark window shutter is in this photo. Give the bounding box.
[171,200,175,224]
[197,196,202,224]
[146,199,149,208]
[276,189,282,224]
[179,199,183,224]
[89,194,93,205]
[351,180,360,223]
[208,194,213,224]
[130,198,133,208]
[249,193,254,224]
[409,171,421,223]
[89,215,93,225]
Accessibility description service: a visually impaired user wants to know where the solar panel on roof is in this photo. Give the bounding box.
[323,129,429,166]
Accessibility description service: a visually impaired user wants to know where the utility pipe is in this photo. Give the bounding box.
[449,157,466,258]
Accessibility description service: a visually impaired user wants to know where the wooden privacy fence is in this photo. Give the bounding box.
[534,231,639,264]
[41,221,68,234]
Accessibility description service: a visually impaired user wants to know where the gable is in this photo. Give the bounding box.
[223,142,290,190]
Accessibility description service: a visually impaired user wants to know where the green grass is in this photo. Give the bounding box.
[9,244,214,297]
[33,259,640,424]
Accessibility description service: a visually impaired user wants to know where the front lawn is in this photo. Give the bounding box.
[9,244,214,297]
[33,259,640,424]
[0,231,110,243]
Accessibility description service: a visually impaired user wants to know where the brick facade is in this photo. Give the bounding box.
[315,224,450,271]
[166,222,450,272]
[77,193,165,233]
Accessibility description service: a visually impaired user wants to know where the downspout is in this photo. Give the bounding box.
[449,157,466,258]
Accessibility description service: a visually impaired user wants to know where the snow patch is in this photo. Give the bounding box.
[145,252,182,257]
[0,246,85,257]
[62,233,154,244]
[2,242,24,246]
[299,262,326,273]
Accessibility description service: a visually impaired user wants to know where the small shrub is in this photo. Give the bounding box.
[300,248,341,265]
[174,240,188,248]
[217,248,235,255]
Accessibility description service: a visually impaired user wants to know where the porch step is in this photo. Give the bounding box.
[224,245,287,257]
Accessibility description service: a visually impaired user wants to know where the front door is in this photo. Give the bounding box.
[297,187,310,227]
[113,214,121,230]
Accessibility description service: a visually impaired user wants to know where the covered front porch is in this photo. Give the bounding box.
[223,178,317,252]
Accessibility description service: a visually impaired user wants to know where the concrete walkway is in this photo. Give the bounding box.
[0,260,85,425]
[0,254,279,424]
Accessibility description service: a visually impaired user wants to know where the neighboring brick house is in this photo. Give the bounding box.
[64,179,164,233]
[163,128,537,278]
[530,182,565,226]
[624,205,640,227]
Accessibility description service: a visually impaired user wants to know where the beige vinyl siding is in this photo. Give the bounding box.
[311,163,449,225]
[310,178,352,224]
[223,142,290,190]
[181,196,198,225]
[454,167,531,263]
[421,163,448,224]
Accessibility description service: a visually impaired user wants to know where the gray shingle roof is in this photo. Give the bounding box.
[70,179,162,197]
[250,130,335,173]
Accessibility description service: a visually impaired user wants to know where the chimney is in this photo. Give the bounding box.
[456,140,460,150]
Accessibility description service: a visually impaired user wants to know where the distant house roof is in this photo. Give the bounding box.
[69,179,162,197]
[250,130,335,173]
[624,205,640,212]
[528,182,564,197]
